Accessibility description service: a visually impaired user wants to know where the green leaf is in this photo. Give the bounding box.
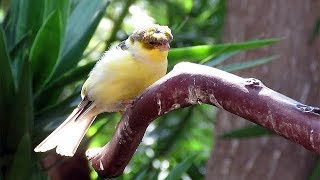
[9,32,30,57]
[4,0,45,49]
[44,0,70,31]
[43,0,70,45]
[7,59,33,151]
[135,169,147,180]
[0,27,14,99]
[34,91,80,136]
[220,55,279,72]
[29,11,61,91]
[166,154,197,180]
[0,27,14,152]
[309,18,320,43]
[203,51,239,66]
[35,61,94,100]
[3,0,28,49]
[49,0,109,82]
[220,125,272,139]
[177,0,192,13]
[24,0,45,40]
[153,108,194,157]
[309,158,320,180]
[6,133,32,180]
[168,38,279,67]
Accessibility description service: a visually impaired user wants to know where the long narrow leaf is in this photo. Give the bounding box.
[6,133,32,180]
[49,0,109,82]
[4,0,44,48]
[166,154,197,180]
[0,27,14,152]
[309,158,320,180]
[221,55,279,72]
[9,32,30,57]
[135,169,148,180]
[34,91,80,136]
[203,51,239,66]
[44,0,70,34]
[35,61,95,100]
[0,27,14,99]
[29,11,61,91]
[168,38,279,67]
[220,125,272,139]
[24,0,45,40]
[34,0,108,109]
[3,0,28,49]
[7,59,33,150]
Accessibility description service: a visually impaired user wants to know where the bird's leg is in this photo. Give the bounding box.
[116,99,135,129]
[119,99,135,112]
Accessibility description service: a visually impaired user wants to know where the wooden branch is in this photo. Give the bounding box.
[86,62,320,178]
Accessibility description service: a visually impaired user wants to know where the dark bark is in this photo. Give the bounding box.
[86,62,320,178]
[42,148,90,180]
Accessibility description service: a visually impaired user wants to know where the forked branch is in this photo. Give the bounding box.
[86,62,320,178]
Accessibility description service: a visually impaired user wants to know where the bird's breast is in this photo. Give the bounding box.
[85,50,167,112]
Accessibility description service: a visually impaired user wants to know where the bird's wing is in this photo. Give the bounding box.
[34,97,97,156]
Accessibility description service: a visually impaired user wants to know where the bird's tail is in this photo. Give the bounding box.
[34,98,97,156]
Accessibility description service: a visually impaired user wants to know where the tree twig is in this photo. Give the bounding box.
[86,62,320,178]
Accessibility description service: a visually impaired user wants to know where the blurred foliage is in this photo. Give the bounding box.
[309,158,320,180]
[220,125,272,139]
[0,0,282,179]
[0,0,109,179]
[309,17,320,43]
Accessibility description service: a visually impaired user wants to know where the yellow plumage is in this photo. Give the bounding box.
[34,24,173,156]
[83,41,168,111]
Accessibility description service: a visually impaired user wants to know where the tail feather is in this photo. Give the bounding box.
[56,115,96,156]
[34,98,97,156]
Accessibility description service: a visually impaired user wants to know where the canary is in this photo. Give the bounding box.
[34,24,173,156]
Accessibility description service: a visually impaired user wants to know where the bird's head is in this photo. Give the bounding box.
[129,24,173,52]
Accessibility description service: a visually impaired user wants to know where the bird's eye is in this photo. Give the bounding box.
[149,41,156,45]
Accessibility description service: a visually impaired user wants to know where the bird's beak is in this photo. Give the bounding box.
[158,42,170,51]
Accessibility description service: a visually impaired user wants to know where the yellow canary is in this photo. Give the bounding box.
[34,24,173,156]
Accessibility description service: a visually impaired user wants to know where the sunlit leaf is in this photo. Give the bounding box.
[177,0,192,13]
[166,154,197,180]
[220,125,272,139]
[220,55,279,72]
[203,51,239,66]
[168,38,279,67]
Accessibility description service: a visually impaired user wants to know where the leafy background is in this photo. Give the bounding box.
[1,0,317,179]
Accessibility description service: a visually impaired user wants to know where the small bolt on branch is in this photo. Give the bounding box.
[86,62,320,178]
